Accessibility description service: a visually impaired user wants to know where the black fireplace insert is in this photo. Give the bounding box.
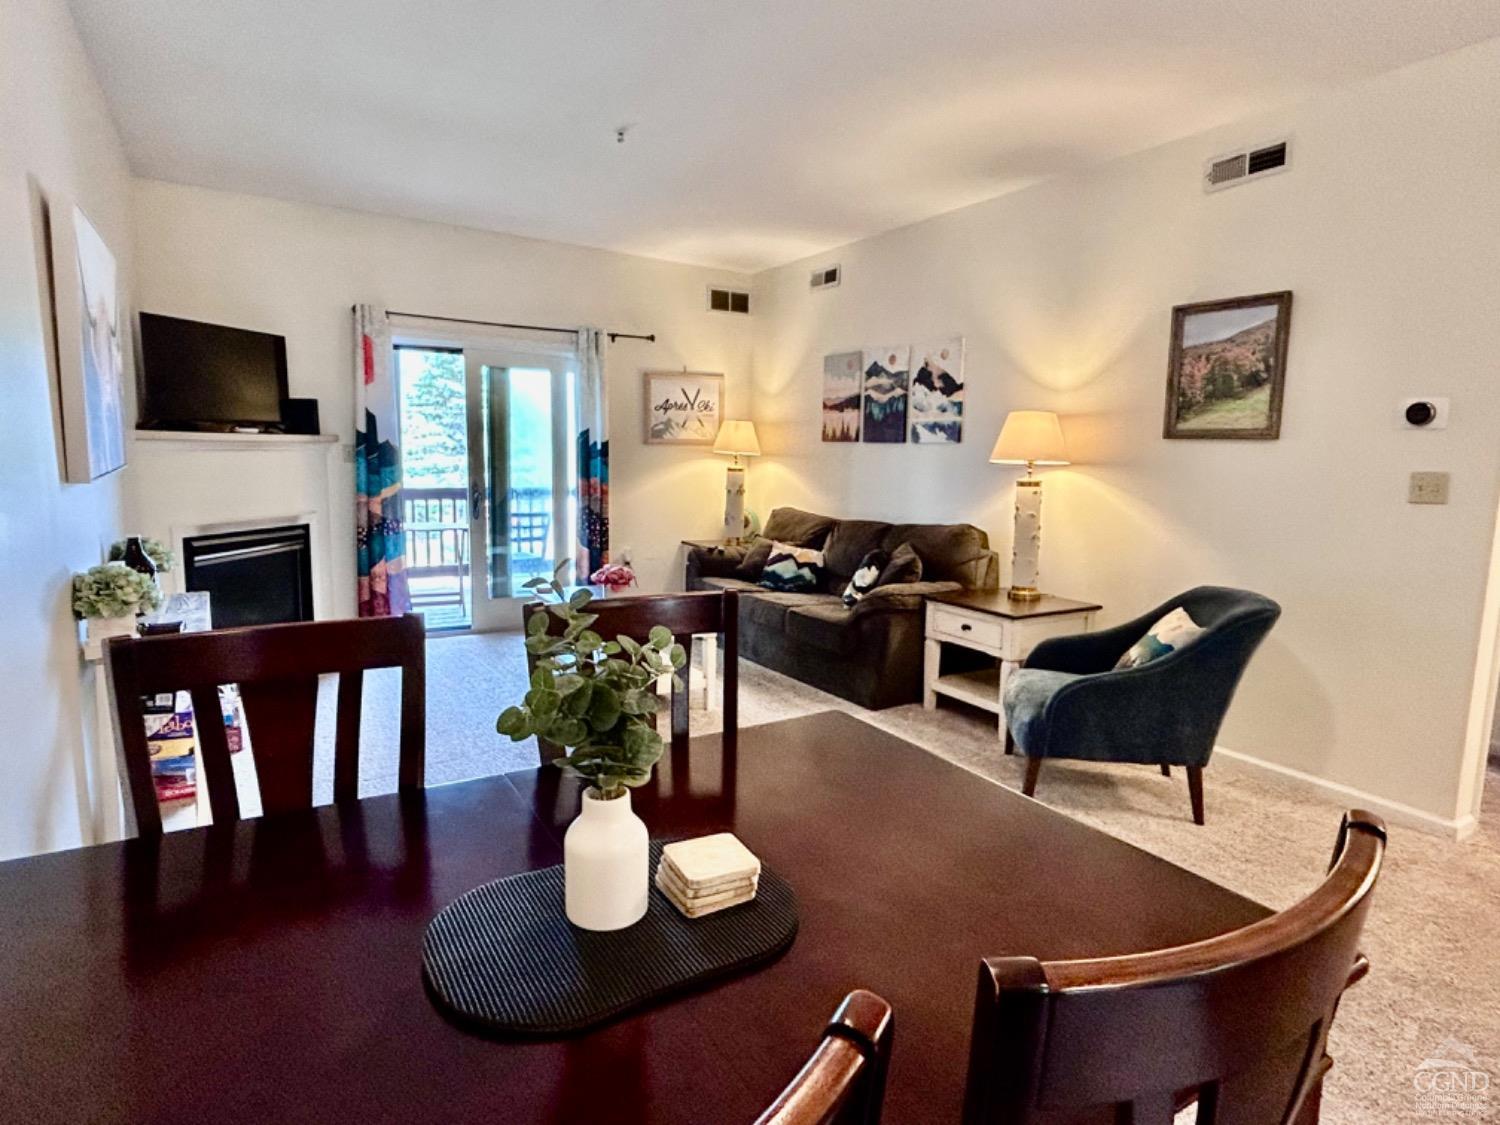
[183,524,314,629]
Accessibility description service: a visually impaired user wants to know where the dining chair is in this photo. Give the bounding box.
[961,810,1385,1125]
[754,989,894,1125]
[104,614,426,837]
[522,589,739,763]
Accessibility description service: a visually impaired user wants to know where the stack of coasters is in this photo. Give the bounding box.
[656,833,761,919]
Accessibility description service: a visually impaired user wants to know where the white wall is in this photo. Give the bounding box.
[751,38,1500,829]
[0,0,136,860]
[130,182,755,609]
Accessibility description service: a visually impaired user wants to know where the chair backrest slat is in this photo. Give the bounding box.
[523,590,739,763]
[189,683,241,825]
[961,811,1385,1125]
[104,614,425,836]
[334,669,364,803]
[755,989,893,1125]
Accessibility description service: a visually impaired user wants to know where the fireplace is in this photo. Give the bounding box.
[183,523,315,629]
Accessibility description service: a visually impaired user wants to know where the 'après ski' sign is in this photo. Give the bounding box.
[643,371,724,445]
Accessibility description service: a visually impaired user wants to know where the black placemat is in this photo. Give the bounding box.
[423,841,798,1036]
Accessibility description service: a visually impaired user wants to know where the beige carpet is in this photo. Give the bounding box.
[321,632,1500,1124]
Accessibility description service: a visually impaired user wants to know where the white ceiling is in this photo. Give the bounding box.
[68,1,1500,273]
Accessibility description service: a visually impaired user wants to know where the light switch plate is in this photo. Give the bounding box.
[1408,471,1450,504]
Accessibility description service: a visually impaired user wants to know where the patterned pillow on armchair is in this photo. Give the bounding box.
[759,541,825,592]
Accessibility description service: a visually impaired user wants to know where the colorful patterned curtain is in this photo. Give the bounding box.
[353,305,411,617]
[576,328,609,579]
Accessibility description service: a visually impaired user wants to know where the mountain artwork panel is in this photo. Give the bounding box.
[908,337,964,443]
[860,346,909,443]
[822,351,862,441]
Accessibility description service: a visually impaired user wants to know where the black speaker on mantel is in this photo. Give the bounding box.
[280,398,321,435]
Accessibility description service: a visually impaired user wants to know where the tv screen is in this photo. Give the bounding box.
[138,312,289,429]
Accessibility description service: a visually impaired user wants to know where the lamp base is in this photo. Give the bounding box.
[1007,585,1042,602]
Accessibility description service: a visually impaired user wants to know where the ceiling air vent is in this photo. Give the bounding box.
[707,287,750,315]
[1203,139,1290,193]
[810,265,841,290]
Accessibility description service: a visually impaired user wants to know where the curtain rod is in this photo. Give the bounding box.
[363,306,656,344]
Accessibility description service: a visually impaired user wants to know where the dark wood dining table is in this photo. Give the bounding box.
[0,711,1269,1124]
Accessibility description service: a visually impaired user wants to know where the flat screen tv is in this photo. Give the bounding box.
[137,312,289,430]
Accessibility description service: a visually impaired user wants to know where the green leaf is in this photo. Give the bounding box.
[601,641,621,655]
[562,679,594,716]
[529,689,561,717]
[496,706,531,739]
[551,717,589,745]
[588,683,622,731]
[648,625,672,649]
[617,635,641,657]
[529,666,556,692]
[525,634,562,655]
[668,644,687,670]
[548,603,572,620]
[521,576,549,590]
[525,611,550,636]
[576,630,603,652]
[568,588,594,610]
[554,673,586,695]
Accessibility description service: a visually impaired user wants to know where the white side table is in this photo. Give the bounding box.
[923,591,1100,741]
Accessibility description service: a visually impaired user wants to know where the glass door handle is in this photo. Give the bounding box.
[470,482,485,517]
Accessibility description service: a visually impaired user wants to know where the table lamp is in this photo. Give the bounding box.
[989,411,1070,601]
[712,420,760,543]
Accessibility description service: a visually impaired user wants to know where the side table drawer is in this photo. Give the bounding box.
[931,605,1004,649]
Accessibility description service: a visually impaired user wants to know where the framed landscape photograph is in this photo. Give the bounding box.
[1164,291,1292,440]
[643,370,723,444]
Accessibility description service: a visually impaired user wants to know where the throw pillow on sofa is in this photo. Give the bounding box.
[841,549,890,607]
[734,536,774,579]
[876,541,923,588]
[1115,606,1203,669]
[760,541,825,592]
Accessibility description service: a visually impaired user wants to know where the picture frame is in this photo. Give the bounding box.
[1164,291,1292,440]
[50,200,127,480]
[643,370,724,445]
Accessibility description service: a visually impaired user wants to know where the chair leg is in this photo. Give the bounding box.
[1159,764,1171,778]
[1187,766,1205,825]
[1004,723,1015,756]
[1022,757,1042,797]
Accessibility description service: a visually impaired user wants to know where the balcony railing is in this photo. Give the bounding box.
[402,486,554,588]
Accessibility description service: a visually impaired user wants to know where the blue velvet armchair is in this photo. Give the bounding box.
[1001,586,1281,824]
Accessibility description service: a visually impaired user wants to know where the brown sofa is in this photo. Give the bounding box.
[686,507,999,709]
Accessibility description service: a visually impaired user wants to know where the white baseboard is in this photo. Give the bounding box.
[1213,745,1479,842]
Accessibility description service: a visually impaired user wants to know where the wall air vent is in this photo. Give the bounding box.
[810,265,841,290]
[1203,139,1290,193]
[707,287,750,315]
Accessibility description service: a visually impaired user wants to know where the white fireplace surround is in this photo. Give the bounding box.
[126,435,345,621]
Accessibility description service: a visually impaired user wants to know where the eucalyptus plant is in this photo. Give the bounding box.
[497,568,685,799]
[72,562,163,620]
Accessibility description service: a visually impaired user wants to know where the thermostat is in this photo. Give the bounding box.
[1398,397,1449,430]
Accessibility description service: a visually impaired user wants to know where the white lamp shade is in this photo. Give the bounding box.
[713,419,761,457]
[989,411,1070,466]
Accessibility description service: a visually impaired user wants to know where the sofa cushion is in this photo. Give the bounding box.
[841,549,890,607]
[741,589,837,632]
[696,576,761,594]
[882,522,991,586]
[1114,606,1204,670]
[785,602,860,655]
[762,507,836,549]
[820,519,892,585]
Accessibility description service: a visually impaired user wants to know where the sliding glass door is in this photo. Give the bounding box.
[395,340,576,633]
[463,347,577,632]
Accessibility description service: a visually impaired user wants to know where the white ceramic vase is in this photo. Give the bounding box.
[564,787,649,931]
